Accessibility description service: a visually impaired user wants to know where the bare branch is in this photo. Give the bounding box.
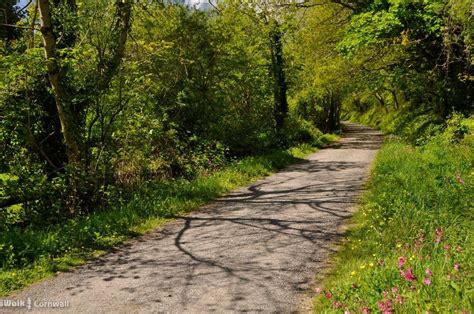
[18,0,33,13]
[0,23,39,30]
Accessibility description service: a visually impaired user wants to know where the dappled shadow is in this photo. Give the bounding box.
[15,122,382,313]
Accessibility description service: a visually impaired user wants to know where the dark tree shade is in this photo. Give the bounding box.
[0,0,23,41]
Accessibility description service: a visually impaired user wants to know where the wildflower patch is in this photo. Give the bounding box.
[313,131,473,313]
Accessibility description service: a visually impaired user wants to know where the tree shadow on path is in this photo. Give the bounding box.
[17,122,382,313]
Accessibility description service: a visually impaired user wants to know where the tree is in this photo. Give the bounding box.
[337,0,473,116]
[38,0,82,165]
[269,20,289,131]
[36,0,132,212]
[219,1,296,134]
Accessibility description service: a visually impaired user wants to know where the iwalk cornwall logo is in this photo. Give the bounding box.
[0,297,70,310]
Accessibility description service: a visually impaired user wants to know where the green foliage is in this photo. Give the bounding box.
[293,90,342,133]
[338,10,403,55]
[444,112,470,143]
[288,3,350,128]
[313,118,474,313]
[281,115,324,147]
[339,0,472,118]
[0,1,322,228]
[346,105,443,144]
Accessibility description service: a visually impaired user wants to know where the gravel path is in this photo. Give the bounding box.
[11,122,382,313]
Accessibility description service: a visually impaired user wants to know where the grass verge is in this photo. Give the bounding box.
[0,140,339,296]
[313,122,473,313]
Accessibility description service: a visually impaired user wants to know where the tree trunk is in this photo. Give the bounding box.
[38,0,82,165]
[374,91,388,113]
[389,89,399,110]
[28,0,39,49]
[269,22,289,132]
[96,0,132,91]
[38,0,83,214]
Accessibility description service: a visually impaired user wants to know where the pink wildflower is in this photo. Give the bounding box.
[398,256,406,269]
[391,287,398,294]
[425,268,433,277]
[361,307,370,314]
[454,263,460,271]
[423,278,432,285]
[314,287,322,294]
[435,228,443,243]
[332,301,342,309]
[443,244,451,251]
[401,268,416,282]
[344,311,351,314]
[396,295,404,304]
[378,299,393,314]
[325,291,332,299]
[415,230,425,247]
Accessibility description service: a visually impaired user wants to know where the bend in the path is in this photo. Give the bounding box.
[12,122,382,313]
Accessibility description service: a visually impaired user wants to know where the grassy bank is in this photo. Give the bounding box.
[314,120,473,312]
[0,138,342,297]
[344,106,446,145]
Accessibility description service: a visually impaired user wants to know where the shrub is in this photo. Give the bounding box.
[282,115,324,147]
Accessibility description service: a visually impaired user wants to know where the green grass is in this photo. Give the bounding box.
[313,124,473,312]
[0,142,335,296]
[344,106,445,144]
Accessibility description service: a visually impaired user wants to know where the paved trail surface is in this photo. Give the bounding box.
[13,123,382,313]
